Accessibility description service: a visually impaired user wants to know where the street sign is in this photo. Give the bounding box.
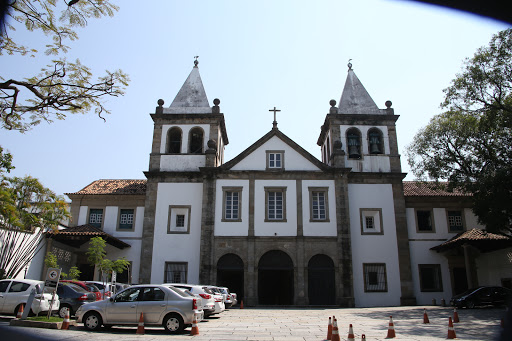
[45,268,60,289]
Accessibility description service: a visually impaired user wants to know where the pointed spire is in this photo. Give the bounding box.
[166,57,211,114]
[338,61,380,115]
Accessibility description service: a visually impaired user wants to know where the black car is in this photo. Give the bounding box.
[56,282,96,318]
[450,286,512,308]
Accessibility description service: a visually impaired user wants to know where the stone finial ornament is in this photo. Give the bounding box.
[329,99,338,114]
[156,99,164,113]
[385,100,392,108]
[348,59,353,71]
[212,98,220,114]
[194,56,199,67]
[206,139,217,153]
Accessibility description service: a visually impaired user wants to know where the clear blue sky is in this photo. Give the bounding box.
[0,0,509,198]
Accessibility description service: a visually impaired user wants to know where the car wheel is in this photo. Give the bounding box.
[83,311,103,331]
[59,305,72,318]
[466,300,475,309]
[163,313,184,334]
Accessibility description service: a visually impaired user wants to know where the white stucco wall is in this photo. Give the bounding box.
[302,180,337,236]
[348,183,402,307]
[231,136,321,171]
[160,155,206,171]
[214,179,250,236]
[254,180,297,236]
[78,206,88,225]
[477,249,512,286]
[151,183,203,284]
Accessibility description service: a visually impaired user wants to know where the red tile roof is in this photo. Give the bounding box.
[46,224,131,249]
[431,228,512,252]
[66,179,147,195]
[403,181,471,197]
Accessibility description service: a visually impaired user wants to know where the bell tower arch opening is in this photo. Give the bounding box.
[258,250,294,305]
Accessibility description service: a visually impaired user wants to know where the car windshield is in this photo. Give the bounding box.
[203,287,214,294]
[65,283,89,293]
[183,289,195,297]
[459,287,482,296]
[91,282,105,290]
[86,284,100,292]
[167,286,188,297]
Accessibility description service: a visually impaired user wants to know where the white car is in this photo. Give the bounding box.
[164,284,216,317]
[0,279,60,316]
[204,286,225,314]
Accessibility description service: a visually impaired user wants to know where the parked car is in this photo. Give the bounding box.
[163,283,216,317]
[204,286,225,314]
[450,286,512,308]
[215,286,235,308]
[56,282,96,317]
[84,281,129,299]
[0,279,60,316]
[75,284,203,334]
[60,280,102,301]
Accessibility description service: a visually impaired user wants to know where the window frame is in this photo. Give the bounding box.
[166,126,183,154]
[446,209,465,233]
[363,263,388,292]
[117,208,136,231]
[264,187,287,222]
[222,187,243,222]
[266,150,285,170]
[88,208,104,229]
[415,208,435,233]
[167,205,191,234]
[164,262,188,284]
[418,264,443,292]
[308,187,330,222]
[360,208,384,235]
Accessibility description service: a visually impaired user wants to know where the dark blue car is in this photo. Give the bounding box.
[450,286,512,308]
[56,282,96,317]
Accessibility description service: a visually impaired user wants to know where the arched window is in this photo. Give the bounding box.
[167,127,182,153]
[188,127,204,154]
[368,128,384,154]
[346,128,362,159]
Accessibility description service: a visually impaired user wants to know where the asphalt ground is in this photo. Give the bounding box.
[0,306,509,340]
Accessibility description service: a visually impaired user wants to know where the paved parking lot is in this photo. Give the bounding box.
[0,306,509,340]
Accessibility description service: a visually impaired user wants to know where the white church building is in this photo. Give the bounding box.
[34,60,512,307]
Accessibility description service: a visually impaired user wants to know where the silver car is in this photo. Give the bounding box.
[75,284,203,334]
[0,279,60,316]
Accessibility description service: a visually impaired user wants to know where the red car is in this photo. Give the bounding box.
[60,280,102,301]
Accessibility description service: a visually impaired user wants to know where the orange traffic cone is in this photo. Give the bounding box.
[136,312,145,335]
[190,314,199,335]
[361,334,366,340]
[326,316,332,340]
[447,317,457,339]
[16,304,24,319]
[240,300,244,309]
[423,308,430,324]
[61,307,70,330]
[347,323,355,341]
[386,315,396,338]
[331,318,341,341]
[453,307,460,323]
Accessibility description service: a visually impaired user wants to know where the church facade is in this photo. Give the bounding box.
[57,61,511,308]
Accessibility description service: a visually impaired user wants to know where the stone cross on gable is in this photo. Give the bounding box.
[269,106,281,129]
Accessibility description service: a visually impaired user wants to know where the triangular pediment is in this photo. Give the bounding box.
[221,129,329,171]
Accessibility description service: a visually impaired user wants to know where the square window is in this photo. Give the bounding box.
[222,188,242,222]
[419,264,443,292]
[164,262,187,283]
[118,209,135,230]
[363,263,387,292]
[309,187,329,222]
[266,150,285,170]
[416,210,434,232]
[360,208,383,234]
[89,209,103,228]
[168,206,191,234]
[265,187,286,222]
[447,210,464,232]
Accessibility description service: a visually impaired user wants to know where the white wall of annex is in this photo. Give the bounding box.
[104,239,142,285]
[408,240,452,305]
[348,183,401,307]
[231,136,321,171]
[302,180,337,236]
[214,179,250,236]
[477,248,512,286]
[151,183,203,284]
[254,180,297,236]
[78,206,88,225]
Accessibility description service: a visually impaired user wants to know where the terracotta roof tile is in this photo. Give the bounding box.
[431,228,512,252]
[46,224,131,248]
[403,181,470,197]
[66,179,147,195]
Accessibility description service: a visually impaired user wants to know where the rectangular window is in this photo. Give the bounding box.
[167,206,191,234]
[416,209,434,232]
[89,209,103,228]
[419,264,443,292]
[447,210,464,232]
[309,187,329,222]
[118,209,135,230]
[164,262,187,283]
[265,187,286,222]
[222,187,242,222]
[365,216,374,229]
[363,263,387,292]
[266,150,285,170]
[360,208,383,235]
